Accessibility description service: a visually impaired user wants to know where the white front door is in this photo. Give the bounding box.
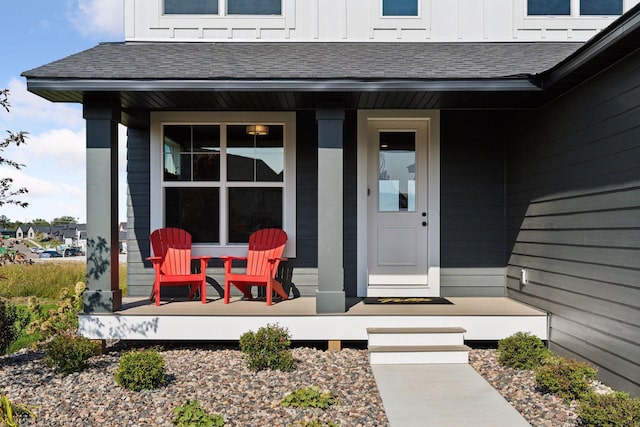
[367,120,430,295]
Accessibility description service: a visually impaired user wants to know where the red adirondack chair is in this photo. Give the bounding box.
[221,228,288,306]
[147,227,211,306]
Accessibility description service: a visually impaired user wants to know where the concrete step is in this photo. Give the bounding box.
[367,326,466,346]
[369,344,471,364]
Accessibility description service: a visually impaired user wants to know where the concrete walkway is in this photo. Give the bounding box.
[371,364,531,427]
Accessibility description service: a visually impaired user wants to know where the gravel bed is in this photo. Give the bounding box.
[1,342,388,427]
[470,348,615,427]
[2,343,615,426]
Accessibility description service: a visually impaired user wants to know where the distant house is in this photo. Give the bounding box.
[23,0,640,396]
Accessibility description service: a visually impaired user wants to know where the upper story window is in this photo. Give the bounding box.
[228,0,281,15]
[165,0,218,14]
[382,0,419,16]
[527,0,622,16]
[163,0,282,15]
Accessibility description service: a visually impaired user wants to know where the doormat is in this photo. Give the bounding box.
[363,297,453,305]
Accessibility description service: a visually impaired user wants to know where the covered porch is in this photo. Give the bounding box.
[78,296,547,342]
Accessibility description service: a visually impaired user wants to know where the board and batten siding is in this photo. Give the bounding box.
[506,49,640,396]
[439,110,511,297]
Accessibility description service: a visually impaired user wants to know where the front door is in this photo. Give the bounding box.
[367,120,429,295]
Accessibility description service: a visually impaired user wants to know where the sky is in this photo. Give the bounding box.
[1,0,126,225]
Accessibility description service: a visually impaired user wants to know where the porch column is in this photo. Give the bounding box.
[316,108,346,313]
[82,99,122,313]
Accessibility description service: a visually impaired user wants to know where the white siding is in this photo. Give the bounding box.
[126,0,640,42]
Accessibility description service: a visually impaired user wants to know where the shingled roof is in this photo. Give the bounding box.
[23,42,582,81]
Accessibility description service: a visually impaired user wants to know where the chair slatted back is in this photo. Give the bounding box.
[246,228,287,277]
[150,227,193,276]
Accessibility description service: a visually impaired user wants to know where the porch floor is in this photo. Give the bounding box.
[79,297,547,342]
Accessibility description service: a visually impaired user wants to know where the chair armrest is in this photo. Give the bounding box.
[146,256,162,263]
[219,256,247,261]
[267,257,288,264]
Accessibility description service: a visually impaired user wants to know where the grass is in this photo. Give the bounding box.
[0,263,127,300]
[0,262,127,354]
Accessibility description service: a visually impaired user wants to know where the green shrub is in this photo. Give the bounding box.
[115,349,167,391]
[535,356,597,401]
[578,392,640,427]
[27,282,86,342]
[239,323,294,372]
[281,387,338,409]
[43,334,100,375]
[497,331,551,370]
[0,299,28,355]
[173,400,225,427]
[0,390,36,427]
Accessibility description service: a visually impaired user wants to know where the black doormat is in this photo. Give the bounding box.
[363,297,453,305]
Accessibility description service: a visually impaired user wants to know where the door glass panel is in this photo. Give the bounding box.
[378,131,416,212]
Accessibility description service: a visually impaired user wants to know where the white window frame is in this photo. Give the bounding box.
[150,111,297,258]
[161,0,283,16]
[524,0,624,16]
[516,0,627,34]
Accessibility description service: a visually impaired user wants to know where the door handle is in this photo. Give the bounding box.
[421,221,428,227]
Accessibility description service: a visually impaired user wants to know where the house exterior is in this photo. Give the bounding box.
[23,0,640,395]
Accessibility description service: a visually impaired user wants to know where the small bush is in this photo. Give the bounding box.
[281,387,338,409]
[115,349,167,391]
[497,331,551,370]
[27,282,86,342]
[578,392,640,427]
[43,334,100,375]
[0,299,28,355]
[239,323,294,372]
[0,390,36,427]
[173,400,225,427]
[535,356,597,401]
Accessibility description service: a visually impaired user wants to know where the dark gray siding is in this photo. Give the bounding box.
[440,111,511,296]
[506,50,640,396]
[126,123,153,297]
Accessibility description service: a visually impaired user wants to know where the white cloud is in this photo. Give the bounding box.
[1,169,60,198]
[2,79,84,131]
[68,0,124,38]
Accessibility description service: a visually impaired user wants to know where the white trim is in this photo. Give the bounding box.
[150,111,296,257]
[79,312,547,341]
[368,274,429,285]
[356,110,440,298]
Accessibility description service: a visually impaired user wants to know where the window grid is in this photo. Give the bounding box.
[161,122,285,245]
[527,0,623,16]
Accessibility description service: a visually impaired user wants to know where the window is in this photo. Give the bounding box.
[227,0,281,15]
[161,122,287,245]
[382,0,419,16]
[527,0,570,15]
[527,0,622,15]
[164,0,218,14]
[580,0,622,15]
